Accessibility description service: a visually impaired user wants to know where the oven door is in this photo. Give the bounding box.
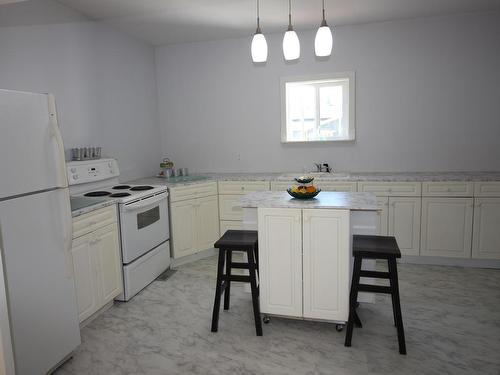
[119,192,169,264]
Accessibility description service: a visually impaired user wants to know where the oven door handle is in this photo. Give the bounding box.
[123,192,167,211]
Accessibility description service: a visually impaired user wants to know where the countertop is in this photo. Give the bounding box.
[70,196,117,218]
[127,171,500,187]
[239,191,380,211]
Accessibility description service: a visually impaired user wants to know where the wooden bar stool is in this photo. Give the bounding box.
[211,230,262,336]
[345,235,407,355]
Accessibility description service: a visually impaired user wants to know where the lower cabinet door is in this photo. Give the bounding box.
[170,199,197,258]
[196,195,220,251]
[421,198,473,258]
[377,197,389,235]
[388,197,421,256]
[258,208,302,318]
[472,198,500,259]
[94,223,122,303]
[219,220,243,235]
[302,209,350,322]
[71,233,99,322]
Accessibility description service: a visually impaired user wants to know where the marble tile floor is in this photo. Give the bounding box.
[57,256,500,375]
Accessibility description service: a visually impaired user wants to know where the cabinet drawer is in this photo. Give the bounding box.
[72,205,117,239]
[474,182,500,197]
[422,182,473,197]
[358,182,421,196]
[218,181,270,194]
[218,194,244,221]
[315,182,357,192]
[169,182,217,202]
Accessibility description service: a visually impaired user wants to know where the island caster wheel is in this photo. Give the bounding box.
[335,324,344,332]
[263,316,271,324]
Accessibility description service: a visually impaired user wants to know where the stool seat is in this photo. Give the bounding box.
[345,235,406,355]
[353,235,401,259]
[214,230,258,249]
[211,230,262,336]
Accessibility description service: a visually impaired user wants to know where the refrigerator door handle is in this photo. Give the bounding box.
[48,94,69,188]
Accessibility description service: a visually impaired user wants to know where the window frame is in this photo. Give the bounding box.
[280,71,356,143]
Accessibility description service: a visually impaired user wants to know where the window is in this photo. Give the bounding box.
[281,72,355,143]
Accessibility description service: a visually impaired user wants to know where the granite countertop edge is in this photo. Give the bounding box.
[128,171,500,187]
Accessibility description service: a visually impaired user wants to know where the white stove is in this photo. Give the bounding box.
[67,158,171,301]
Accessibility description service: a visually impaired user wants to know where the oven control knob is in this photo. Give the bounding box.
[72,174,78,180]
[70,167,76,173]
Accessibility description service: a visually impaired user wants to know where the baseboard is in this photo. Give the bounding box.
[171,247,216,267]
[79,300,115,329]
[400,255,500,269]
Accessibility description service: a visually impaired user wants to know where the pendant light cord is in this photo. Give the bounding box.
[321,0,328,27]
[256,0,261,33]
[288,0,293,31]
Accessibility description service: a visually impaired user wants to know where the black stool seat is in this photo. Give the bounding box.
[211,230,262,336]
[345,235,406,355]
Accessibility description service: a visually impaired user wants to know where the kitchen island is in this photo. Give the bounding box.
[240,191,381,324]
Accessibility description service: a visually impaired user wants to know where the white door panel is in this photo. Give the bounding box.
[0,90,67,199]
[0,189,80,374]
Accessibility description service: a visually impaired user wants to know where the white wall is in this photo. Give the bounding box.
[155,11,500,173]
[0,1,162,181]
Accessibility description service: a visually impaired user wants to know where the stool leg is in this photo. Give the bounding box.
[345,256,362,347]
[388,258,406,355]
[247,249,263,336]
[223,250,232,310]
[211,248,226,332]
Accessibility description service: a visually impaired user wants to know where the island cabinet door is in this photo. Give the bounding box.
[258,208,302,318]
[302,209,350,322]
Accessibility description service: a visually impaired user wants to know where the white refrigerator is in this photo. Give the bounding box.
[0,89,81,374]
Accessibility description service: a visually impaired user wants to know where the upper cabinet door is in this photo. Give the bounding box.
[302,209,350,322]
[258,208,302,318]
[0,90,67,199]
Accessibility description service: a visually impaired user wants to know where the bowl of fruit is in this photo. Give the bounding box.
[287,185,321,199]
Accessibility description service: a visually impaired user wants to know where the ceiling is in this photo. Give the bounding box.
[49,0,500,45]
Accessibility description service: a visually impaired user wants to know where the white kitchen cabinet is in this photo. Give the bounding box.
[196,195,220,251]
[258,208,303,318]
[218,194,244,221]
[71,206,122,323]
[420,198,473,258]
[258,207,351,322]
[220,220,243,234]
[302,209,350,321]
[376,197,389,235]
[170,200,197,258]
[170,188,219,259]
[472,198,500,259]
[388,197,421,256]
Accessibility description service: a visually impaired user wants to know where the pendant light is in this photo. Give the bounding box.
[314,0,333,57]
[251,0,268,63]
[282,0,300,60]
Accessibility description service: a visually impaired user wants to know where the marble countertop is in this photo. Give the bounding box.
[239,191,380,211]
[128,171,500,188]
[70,196,117,218]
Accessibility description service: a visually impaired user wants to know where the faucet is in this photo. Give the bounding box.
[314,163,332,173]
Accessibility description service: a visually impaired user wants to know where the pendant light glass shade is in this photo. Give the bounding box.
[283,0,300,60]
[251,32,268,62]
[314,25,332,56]
[283,30,300,60]
[251,0,267,63]
[314,0,333,57]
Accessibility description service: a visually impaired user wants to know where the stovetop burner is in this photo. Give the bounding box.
[84,191,111,197]
[129,186,154,191]
[112,185,131,190]
[109,192,131,198]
